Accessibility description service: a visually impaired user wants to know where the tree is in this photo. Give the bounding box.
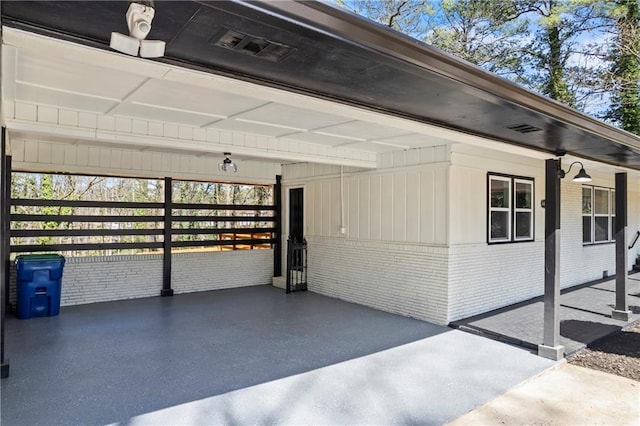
[336,0,433,38]
[515,0,613,109]
[604,0,640,134]
[425,0,530,81]
[337,0,621,117]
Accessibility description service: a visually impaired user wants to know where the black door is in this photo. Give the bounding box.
[289,188,304,243]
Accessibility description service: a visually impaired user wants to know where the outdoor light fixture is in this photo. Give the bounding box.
[218,153,237,173]
[109,2,165,58]
[558,161,592,183]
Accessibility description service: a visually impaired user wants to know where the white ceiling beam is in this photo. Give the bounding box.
[4,119,377,168]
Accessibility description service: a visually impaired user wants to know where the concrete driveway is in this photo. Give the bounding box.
[1,285,553,425]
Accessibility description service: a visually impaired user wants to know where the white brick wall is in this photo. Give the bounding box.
[307,236,449,324]
[172,250,274,294]
[60,255,163,305]
[448,242,545,322]
[559,181,615,285]
[8,250,274,308]
[8,254,163,307]
[446,147,640,322]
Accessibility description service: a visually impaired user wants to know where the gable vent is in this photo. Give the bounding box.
[507,123,542,134]
[211,28,295,63]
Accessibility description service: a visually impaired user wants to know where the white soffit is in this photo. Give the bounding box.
[2,27,555,166]
[230,103,349,130]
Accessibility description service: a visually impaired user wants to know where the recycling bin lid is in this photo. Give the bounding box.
[15,254,66,262]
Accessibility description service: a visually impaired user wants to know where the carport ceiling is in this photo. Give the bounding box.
[7,40,430,153]
[2,0,640,169]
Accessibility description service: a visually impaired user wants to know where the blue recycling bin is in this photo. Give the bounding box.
[15,254,66,319]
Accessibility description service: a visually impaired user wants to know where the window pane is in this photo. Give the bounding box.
[611,191,615,215]
[595,217,609,241]
[515,212,532,239]
[490,211,509,239]
[594,189,609,215]
[611,217,616,241]
[582,187,592,214]
[490,179,510,208]
[515,182,532,209]
[583,216,592,243]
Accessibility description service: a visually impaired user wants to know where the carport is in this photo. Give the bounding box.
[2,0,640,386]
[1,285,554,425]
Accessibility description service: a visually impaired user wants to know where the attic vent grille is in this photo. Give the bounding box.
[507,124,542,133]
[211,28,295,63]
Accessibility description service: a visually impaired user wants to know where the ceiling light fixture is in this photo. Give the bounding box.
[110,2,165,58]
[558,161,592,183]
[218,153,237,173]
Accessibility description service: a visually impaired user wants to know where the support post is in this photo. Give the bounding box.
[613,172,630,321]
[274,175,282,277]
[538,159,564,360]
[1,127,10,378]
[161,177,173,297]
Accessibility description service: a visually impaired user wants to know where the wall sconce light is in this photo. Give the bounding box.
[110,2,165,58]
[558,161,592,183]
[218,153,237,173]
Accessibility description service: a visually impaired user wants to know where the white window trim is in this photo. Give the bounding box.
[582,186,593,244]
[488,174,534,244]
[514,178,534,241]
[583,185,615,245]
[488,175,511,243]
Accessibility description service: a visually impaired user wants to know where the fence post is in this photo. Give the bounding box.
[161,177,173,296]
[274,175,282,277]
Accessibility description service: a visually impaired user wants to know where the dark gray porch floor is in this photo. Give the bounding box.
[451,275,640,355]
[1,285,553,425]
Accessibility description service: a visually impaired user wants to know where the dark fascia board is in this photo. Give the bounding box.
[246,0,640,151]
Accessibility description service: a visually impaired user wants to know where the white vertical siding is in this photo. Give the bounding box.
[287,167,450,244]
[358,176,370,240]
[280,146,451,323]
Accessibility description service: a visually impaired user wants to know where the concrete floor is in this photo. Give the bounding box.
[448,364,640,426]
[1,285,553,425]
[451,275,640,354]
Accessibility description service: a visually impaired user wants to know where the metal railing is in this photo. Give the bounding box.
[629,230,640,250]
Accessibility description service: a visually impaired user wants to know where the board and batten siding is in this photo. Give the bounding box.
[281,146,452,324]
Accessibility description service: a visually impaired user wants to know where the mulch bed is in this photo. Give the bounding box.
[568,322,640,381]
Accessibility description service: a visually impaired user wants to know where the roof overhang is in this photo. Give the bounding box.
[2,0,639,170]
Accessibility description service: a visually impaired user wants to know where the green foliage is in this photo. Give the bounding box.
[604,0,640,134]
[426,0,530,80]
[334,0,639,135]
[336,0,434,36]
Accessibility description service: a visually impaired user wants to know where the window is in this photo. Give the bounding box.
[488,174,534,243]
[582,186,615,244]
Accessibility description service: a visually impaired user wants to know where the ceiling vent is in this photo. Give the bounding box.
[211,28,295,63]
[507,123,542,134]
